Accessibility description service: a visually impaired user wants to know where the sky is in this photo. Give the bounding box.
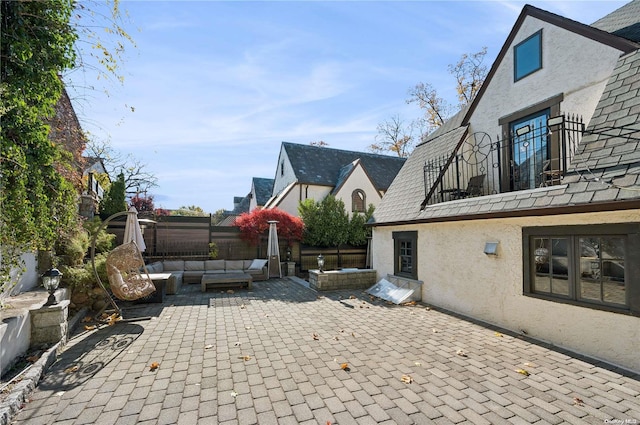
[65,0,628,214]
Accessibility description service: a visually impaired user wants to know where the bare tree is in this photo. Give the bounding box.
[448,47,488,106]
[369,114,424,158]
[401,47,489,148]
[86,138,158,196]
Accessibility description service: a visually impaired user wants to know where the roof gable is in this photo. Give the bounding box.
[462,4,639,125]
[282,142,406,191]
[252,177,274,205]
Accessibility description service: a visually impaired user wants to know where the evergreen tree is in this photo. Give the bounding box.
[100,173,127,219]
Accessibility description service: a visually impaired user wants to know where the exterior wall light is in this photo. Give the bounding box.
[317,254,325,273]
[484,242,499,256]
[42,268,63,306]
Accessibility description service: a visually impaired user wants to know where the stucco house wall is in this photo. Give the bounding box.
[471,16,623,138]
[272,148,297,196]
[333,164,382,215]
[372,208,640,372]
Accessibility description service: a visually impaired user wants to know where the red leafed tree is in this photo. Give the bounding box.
[130,194,155,213]
[234,208,304,246]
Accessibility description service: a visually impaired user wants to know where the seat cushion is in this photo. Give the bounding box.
[225,260,244,272]
[163,260,185,271]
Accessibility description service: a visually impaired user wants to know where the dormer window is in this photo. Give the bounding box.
[514,30,542,81]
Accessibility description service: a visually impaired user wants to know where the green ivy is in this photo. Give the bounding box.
[0,0,79,292]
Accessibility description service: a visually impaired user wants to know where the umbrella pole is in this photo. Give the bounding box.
[90,211,152,323]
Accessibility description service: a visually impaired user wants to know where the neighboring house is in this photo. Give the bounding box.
[249,177,274,212]
[48,84,108,218]
[80,156,108,218]
[264,142,406,217]
[371,1,640,373]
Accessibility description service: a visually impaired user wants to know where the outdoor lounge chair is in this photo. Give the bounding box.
[451,174,485,199]
[106,241,156,301]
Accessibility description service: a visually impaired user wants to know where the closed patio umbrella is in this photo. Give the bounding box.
[123,206,146,252]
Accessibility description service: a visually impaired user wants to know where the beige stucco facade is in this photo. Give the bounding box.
[333,163,382,216]
[372,209,640,373]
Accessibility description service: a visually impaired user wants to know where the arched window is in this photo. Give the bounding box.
[352,189,366,213]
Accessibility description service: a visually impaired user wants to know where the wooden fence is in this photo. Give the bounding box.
[106,214,368,276]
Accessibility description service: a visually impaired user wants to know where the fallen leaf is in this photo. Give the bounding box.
[573,397,584,406]
[230,391,238,398]
[401,374,413,384]
[340,363,350,371]
[494,332,503,337]
[240,304,246,309]
[523,362,536,367]
[54,391,65,397]
[432,328,439,333]
[333,336,339,341]
[227,289,234,294]
[326,421,332,425]
[456,349,467,357]
[245,326,252,330]
[26,355,40,363]
[64,366,79,374]
[403,301,417,306]
[312,333,319,340]
[414,362,422,367]
[149,362,160,371]
[82,316,93,323]
[205,344,214,350]
[238,355,251,361]
[426,307,431,311]
[84,325,96,331]
[514,369,530,376]
[107,314,121,326]
[351,332,355,337]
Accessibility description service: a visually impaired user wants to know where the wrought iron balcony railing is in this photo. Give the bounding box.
[421,114,585,208]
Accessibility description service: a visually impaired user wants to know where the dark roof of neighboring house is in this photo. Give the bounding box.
[591,0,640,42]
[282,142,406,191]
[252,177,274,205]
[231,194,250,214]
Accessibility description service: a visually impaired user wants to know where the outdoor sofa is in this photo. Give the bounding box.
[144,259,268,295]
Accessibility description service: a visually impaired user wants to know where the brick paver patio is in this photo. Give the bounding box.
[10,278,640,424]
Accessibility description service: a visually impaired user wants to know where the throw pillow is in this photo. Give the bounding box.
[248,259,268,270]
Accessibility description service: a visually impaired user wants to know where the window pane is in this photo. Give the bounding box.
[602,236,625,305]
[400,241,412,273]
[533,238,550,293]
[515,32,541,80]
[550,238,568,289]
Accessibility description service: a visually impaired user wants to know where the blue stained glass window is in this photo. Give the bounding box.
[514,30,542,81]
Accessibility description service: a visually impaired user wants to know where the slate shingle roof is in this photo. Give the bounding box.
[252,177,274,206]
[282,142,406,191]
[591,0,640,42]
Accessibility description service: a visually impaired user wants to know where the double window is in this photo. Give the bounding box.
[514,30,542,81]
[523,224,639,316]
[393,231,417,280]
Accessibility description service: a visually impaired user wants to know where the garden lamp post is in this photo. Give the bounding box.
[42,268,62,306]
[317,254,325,273]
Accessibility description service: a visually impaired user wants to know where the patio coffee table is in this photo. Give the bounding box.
[201,273,253,292]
